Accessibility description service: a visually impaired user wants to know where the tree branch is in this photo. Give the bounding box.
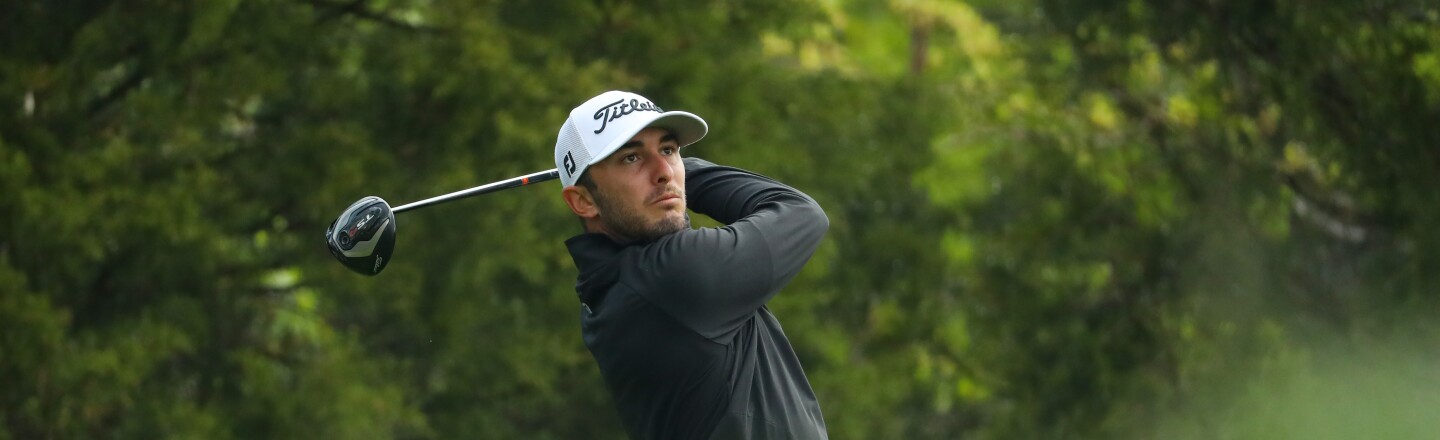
[86,64,149,118]
[299,0,446,34]
[1281,172,1376,243]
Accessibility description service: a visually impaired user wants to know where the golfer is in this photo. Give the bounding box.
[555,90,830,439]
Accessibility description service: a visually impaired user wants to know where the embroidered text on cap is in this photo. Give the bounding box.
[593,99,663,134]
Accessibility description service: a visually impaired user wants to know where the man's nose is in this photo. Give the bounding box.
[650,152,675,184]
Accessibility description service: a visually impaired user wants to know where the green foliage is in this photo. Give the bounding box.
[3,0,1438,438]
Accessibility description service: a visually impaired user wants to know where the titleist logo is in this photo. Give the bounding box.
[593,98,662,134]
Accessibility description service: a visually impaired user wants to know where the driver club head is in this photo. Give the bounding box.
[325,196,397,276]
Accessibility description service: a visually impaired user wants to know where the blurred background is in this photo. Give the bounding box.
[4,0,1440,438]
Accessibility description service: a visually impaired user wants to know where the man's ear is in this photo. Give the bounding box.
[562,185,600,219]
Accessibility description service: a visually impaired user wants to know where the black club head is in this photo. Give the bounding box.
[325,196,397,276]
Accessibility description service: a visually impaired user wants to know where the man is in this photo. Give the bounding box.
[554,90,830,440]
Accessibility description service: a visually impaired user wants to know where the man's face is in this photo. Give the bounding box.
[585,127,689,243]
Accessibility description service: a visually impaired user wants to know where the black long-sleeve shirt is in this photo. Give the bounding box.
[566,157,830,440]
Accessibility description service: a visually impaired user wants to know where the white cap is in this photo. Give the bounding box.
[554,91,708,187]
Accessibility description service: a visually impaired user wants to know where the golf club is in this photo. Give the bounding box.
[325,168,560,276]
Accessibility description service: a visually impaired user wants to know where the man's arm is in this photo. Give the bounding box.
[629,157,828,340]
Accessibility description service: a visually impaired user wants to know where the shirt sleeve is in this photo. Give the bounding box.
[626,157,829,341]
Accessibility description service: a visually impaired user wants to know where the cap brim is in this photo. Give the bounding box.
[644,111,708,147]
[587,111,709,167]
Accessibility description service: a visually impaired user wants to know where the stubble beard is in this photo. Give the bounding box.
[593,188,690,244]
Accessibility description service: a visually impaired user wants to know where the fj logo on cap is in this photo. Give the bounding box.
[562,151,577,176]
[592,99,662,134]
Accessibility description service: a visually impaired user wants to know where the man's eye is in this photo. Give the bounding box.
[622,154,639,163]
[661,146,677,155]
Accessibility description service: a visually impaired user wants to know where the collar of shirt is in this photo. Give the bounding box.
[565,233,624,305]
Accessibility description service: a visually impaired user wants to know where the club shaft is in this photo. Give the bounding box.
[392,169,560,213]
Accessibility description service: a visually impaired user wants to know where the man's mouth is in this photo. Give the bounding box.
[651,191,683,205]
